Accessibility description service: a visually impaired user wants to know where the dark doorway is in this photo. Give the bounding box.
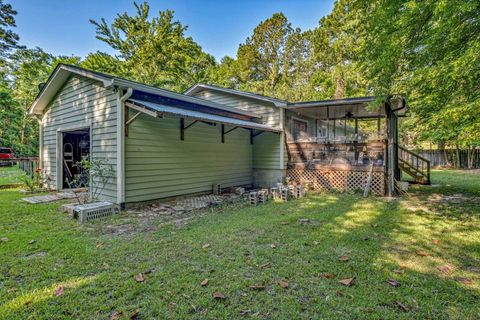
[62,128,90,189]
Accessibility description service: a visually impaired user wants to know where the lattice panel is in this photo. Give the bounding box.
[288,169,385,195]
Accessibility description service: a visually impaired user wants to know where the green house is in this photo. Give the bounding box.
[29,64,427,207]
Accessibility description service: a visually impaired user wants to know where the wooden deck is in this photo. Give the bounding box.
[286,141,386,195]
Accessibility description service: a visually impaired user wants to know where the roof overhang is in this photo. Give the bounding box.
[126,99,281,133]
[28,64,113,115]
[28,64,261,120]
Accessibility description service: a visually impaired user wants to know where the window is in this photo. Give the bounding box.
[292,118,308,140]
[316,120,328,139]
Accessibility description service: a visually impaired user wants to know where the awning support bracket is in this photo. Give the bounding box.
[250,130,265,144]
[221,124,239,143]
[181,118,216,140]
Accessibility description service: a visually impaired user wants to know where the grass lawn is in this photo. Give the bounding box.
[0,169,478,319]
[0,166,26,186]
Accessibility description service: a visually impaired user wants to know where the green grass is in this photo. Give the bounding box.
[0,166,26,185]
[0,170,478,319]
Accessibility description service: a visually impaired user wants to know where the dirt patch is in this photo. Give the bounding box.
[99,193,247,237]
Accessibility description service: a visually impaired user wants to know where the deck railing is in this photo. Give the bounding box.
[287,141,386,169]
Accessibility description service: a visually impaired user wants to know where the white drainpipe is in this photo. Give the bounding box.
[117,87,133,208]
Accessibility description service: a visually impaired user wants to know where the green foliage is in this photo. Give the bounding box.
[68,158,115,203]
[0,0,21,63]
[355,0,480,148]
[90,1,215,92]
[1,47,81,155]
[19,168,47,192]
[210,8,368,102]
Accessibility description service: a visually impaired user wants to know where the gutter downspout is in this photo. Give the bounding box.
[117,87,133,209]
[275,102,288,181]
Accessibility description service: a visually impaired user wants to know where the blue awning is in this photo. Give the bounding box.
[126,99,282,133]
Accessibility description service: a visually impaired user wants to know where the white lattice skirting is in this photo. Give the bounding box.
[287,169,385,195]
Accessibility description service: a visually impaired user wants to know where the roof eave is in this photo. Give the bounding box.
[185,83,288,107]
[112,79,261,119]
[28,64,114,115]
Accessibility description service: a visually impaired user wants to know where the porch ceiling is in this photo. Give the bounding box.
[286,95,407,119]
[288,103,385,120]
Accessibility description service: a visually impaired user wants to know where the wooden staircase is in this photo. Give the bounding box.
[398,146,431,184]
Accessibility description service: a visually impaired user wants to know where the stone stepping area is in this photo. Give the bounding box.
[130,193,245,217]
[22,192,77,204]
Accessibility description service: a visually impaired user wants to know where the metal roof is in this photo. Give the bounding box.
[127,99,282,133]
[29,64,260,119]
[185,83,288,106]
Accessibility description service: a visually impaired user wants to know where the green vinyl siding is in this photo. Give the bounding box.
[124,112,253,203]
[192,89,281,128]
[41,75,118,202]
[192,88,284,170]
[252,132,282,169]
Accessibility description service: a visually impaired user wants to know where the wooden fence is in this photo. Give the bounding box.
[417,149,480,169]
[0,157,40,178]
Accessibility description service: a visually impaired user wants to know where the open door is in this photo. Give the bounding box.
[62,128,90,189]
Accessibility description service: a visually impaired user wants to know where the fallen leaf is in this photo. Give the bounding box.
[239,310,252,316]
[201,279,209,286]
[1,237,9,242]
[130,309,140,320]
[103,262,110,269]
[323,273,336,279]
[202,243,210,249]
[393,269,405,275]
[416,250,429,257]
[371,223,379,228]
[28,240,37,245]
[432,239,441,245]
[456,277,473,285]
[396,301,409,312]
[135,273,145,283]
[110,311,122,320]
[312,241,319,245]
[437,265,453,274]
[335,291,344,297]
[249,282,266,290]
[270,244,276,249]
[259,262,271,269]
[338,277,355,286]
[95,241,103,248]
[338,255,349,262]
[212,291,226,299]
[280,221,289,225]
[53,285,64,297]
[386,279,400,287]
[277,279,289,288]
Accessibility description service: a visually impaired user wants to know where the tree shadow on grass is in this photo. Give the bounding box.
[2,188,479,319]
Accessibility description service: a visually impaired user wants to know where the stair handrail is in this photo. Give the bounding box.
[398,146,431,184]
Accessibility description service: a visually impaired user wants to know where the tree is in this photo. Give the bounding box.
[5,47,81,155]
[310,0,367,100]
[90,1,215,92]
[355,0,480,152]
[81,51,125,76]
[212,13,314,101]
[0,0,21,60]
